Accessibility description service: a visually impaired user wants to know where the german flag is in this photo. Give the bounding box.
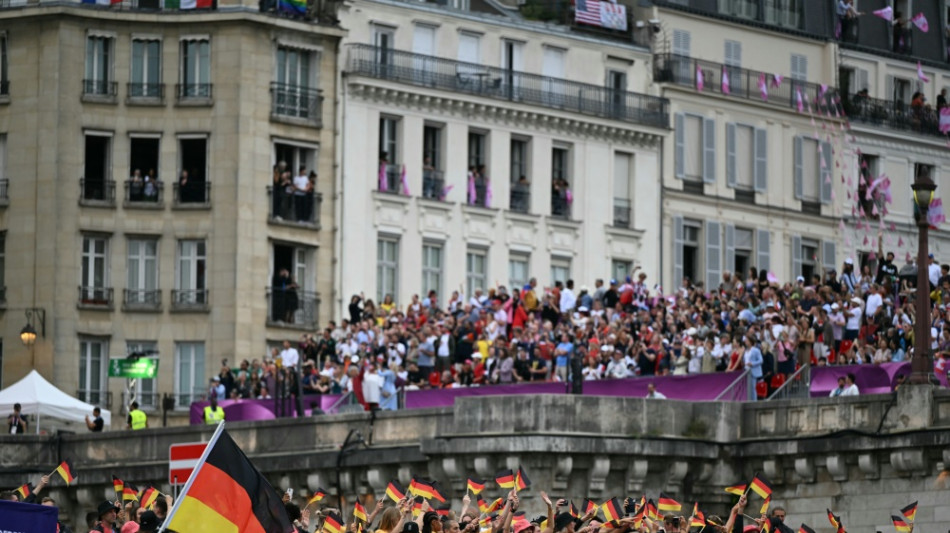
[495,469,515,489]
[112,475,124,494]
[142,486,159,509]
[761,520,771,533]
[477,496,489,514]
[601,498,622,522]
[412,497,425,517]
[323,513,344,533]
[14,482,32,499]
[386,480,405,502]
[515,467,531,491]
[749,474,773,499]
[645,500,660,521]
[353,501,368,522]
[410,478,446,502]
[429,482,447,503]
[467,477,486,495]
[569,502,580,518]
[826,510,840,530]
[308,488,327,507]
[798,525,816,533]
[760,496,771,516]
[165,429,294,533]
[123,483,140,502]
[724,484,747,496]
[479,516,492,528]
[891,516,911,533]
[657,493,681,512]
[435,506,451,517]
[690,503,705,528]
[55,460,76,486]
[900,501,918,522]
[484,497,504,514]
[600,520,621,529]
[584,499,598,515]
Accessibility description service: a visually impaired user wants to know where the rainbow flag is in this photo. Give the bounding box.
[278,0,306,14]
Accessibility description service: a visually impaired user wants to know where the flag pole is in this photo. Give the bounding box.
[157,421,226,533]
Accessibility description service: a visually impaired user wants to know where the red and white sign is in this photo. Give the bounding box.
[169,442,208,485]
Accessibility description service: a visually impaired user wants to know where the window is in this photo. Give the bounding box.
[127,341,158,409]
[458,32,481,65]
[83,133,113,202]
[509,253,529,290]
[130,39,161,98]
[724,40,742,94]
[613,152,633,227]
[274,46,317,120]
[764,0,802,29]
[466,249,488,298]
[509,139,530,213]
[274,141,317,177]
[180,38,211,98]
[1,33,8,96]
[373,25,395,67]
[612,260,632,283]
[271,243,316,326]
[606,70,627,117]
[550,257,571,285]
[792,237,834,282]
[276,46,313,89]
[175,342,205,408]
[468,131,488,206]
[377,238,399,303]
[422,243,443,298]
[790,53,808,94]
[468,131,486,168]
[887,75,912,104]
[858,154,881,218]
[551,146,571,217]
[79,338,108,406]
[673,217,702,288]
[726,124,767,193]
[85,35,114,96]
[178,136,208,203]
[725,226,771,276]
[176,240,207,305]
[0,134,6,201]
[502,40,525,96]
[81,235,110,304]
[794,136,831,206]
[379,118,400,193]
[0,232,5,302]
[675,114,715,183]
[423,125,444,198]
[128,136,160,203]
[719,0,758,18]
[671,30,691,81]
[127,238,159,306]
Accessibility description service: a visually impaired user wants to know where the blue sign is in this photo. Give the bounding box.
[0,499,58,533]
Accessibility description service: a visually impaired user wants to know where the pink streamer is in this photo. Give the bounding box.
[873,6,893,21]
[485,180,493,207]
[758,73,768,100]
[721,70,730,95]
[940,107,950,134]
[928,198,946,227]
[917,62,930,83]
[696,65,704,91]
[400,164,410,196]
[378,163,389,192]
[467,172,476,205]
[911,12,929,32]
[771,74,783,88]
[565,189,574,204]
[796,90,804,113]
[440,184,454,202]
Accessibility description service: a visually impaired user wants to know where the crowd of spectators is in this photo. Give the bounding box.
[206,238,950,410]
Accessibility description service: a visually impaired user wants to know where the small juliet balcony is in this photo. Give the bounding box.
[270,82,323,127]
[79,178,117,207]
[653,53,842,115]
[509,189,531,214]
[123,289,162,312]
[422,169,445,201]
[266,287,320,330]
[125,179,164,208]
[613,198,631,228]
[171,289,209,312]
[377,164,405,196]
[78,286,114,310]
[267,186,322,229]
[0,178,9,207]
[173,181,211,208]
[347,44,669,129]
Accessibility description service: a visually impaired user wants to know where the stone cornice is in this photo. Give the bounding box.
[348,80,666,148]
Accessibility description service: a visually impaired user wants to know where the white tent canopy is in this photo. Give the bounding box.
[0,370,112,433]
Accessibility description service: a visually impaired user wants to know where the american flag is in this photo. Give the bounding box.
[575,0,602,26]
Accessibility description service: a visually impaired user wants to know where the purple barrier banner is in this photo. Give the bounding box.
[810,362,948,397]
[189,394,341,424]
[404,371,749,409]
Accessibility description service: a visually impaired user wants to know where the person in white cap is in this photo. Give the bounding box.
[844,297,863,341]
[841,258,859,293]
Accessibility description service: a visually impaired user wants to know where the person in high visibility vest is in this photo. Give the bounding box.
[203,396,225,425]
[127,401,148,430]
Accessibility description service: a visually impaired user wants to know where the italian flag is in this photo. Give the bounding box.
[165,0,213,9]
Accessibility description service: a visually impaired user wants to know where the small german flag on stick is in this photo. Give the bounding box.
[323,512,344,533]
[514,467,531,491]
[495,470,515,489]
[900,501,918,522]
[601,498,622,522]
[657,492,682,513]
[353,501,368,522]
[386,480,405,502]
[308,488,327,507]
[141,486,160,509]
[583,499,598,515]
[689,503,705,528]
[52,460,76,486]
[112,475,124,496]
[760,496,771,516]
[749,474,773,499]
[724,484,747,496]
[123,483,139,502]
[891,516,911,533]
[14,482,33,500]
[467,477,485,495]
[798,524,816,533]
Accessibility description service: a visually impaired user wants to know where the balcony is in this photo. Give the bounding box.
[552,195,572,219]
[377,164,405,195]
[76,390,113,409]
[510,189,531,214]
[653,54,841,114]
[267,288,320,330]
[267,186,322,228]
[173,181,211,208]
[270,82,323,127]
[171,289,209,312]
[124,179,164,208]
[422,170,445,201]
[348,44,669,129]
[0,178,8,206]
[122,289,162,312]
[845,95,946,139]
[78,286,114,310]
[516,0,641,44]
[613,198,631,228]
[0,80,9,101]
[79,178,117,207]
[127,83,165,105]
[176,83,213,105]
[82,79,118,102]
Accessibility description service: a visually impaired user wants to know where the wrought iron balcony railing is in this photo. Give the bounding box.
[348,44,669,129]
[844,95,945,139]
[267,288,320,329]
[267,186,322,227]
[125,179,164,206]
[270,82,323,125]
[80,178,116,206]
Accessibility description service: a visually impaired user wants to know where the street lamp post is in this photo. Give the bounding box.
[911,169,937,384]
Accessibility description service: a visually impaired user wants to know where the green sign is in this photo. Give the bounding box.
[108,358,159,379]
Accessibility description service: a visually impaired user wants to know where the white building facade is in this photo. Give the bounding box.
[336,0,669,310]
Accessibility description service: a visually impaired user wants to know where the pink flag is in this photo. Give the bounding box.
[818,84,828,100]
[485,180,493,207]
[796,89,804,113]
[917,62,930,83]
[467,172,477,205]
[696,65,704,91]
[400,164,410,196]
[899,237,905,248]
[758,73,768,100]
[439,184,453,202]
[771,74,783,88]
[911,12,929,32]
[928,198,946,227]
[565,189,574,204]
[889,222,897,232]
[869,251,877,261]
[940,107,950,134]
[721,69,730,94]
[378,163,389,192]
[863,236,869,246]
[838,219,846,232]
[873,6,893,21]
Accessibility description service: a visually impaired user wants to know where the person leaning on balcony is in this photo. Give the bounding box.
[203,395,225,425]
[127,401,147,430]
